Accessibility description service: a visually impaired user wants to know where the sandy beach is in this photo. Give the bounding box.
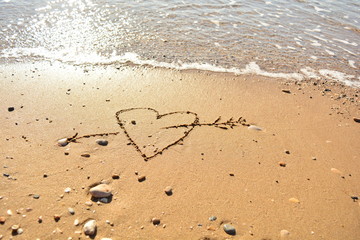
[0,62,359,239]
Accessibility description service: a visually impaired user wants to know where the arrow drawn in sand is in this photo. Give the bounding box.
[59,108,250,161]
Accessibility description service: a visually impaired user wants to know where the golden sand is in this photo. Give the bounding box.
[0,62,359,239]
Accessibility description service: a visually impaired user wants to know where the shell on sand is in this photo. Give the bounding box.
[331,168,342,174]
[289,197,300,203]
[248,125,263,131]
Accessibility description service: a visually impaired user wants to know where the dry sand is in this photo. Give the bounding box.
[0,62,359,240]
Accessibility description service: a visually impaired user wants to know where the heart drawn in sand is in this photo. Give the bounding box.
[115,108,199,161]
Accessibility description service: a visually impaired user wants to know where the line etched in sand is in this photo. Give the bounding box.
[62,107,250,161]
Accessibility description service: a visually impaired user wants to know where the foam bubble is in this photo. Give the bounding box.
[314,6,331,13]
[348,60,356,68]
[301,67,319,79]
[319,69,359,87]
[325,49,335,55]
[333,38,358,46]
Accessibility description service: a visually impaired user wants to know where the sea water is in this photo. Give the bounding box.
[0,0,359,86]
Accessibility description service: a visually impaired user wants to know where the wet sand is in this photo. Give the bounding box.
[0,62,359,240]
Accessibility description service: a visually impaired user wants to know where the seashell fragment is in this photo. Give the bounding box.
[289,198,300,203]
[248,125,263,131]
[331,168,342,174]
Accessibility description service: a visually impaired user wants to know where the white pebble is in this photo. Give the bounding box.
[64,187,71,193]
[83,219,97,236]
[280,229,290,237]
[57,138,68,147]
[7,209,13,216]
[74,219,80,226]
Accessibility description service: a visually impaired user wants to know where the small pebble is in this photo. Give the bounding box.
[207,226,216,231]
[223,224,236,235]
[138,175,146,182]
[33,194,40,199]
[68,208,75,215]
[289,198,300,203]
[83,219,97,236]
[278,162,287,167]
[8,107,15,112]
[96,139,108,146]
[85,201,93,206]
[38,216,43,223]
[89,184,112,198]
[152,218,161,225]
[64,187,71,193]
[0,216,5,224]
[57,138,68,147]
[54,214,61,222]
[99,197,109,203]
[112,174,120,180]
[282,89,291,94]
[351,196,358,201]
[311,157,317,161]
[354,117,360,123]
[280,229,290,237]
[209,216,217,221]
[74,219,80,226]
[284,150,290,154]
[164,186,173,196]
[331,168,342,174]
[17,228,23,235]
[11,224,19,231]
[7,210,13,215]
[81,153,90,158]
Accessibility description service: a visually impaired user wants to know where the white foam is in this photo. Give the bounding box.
[319,70,359,87]
[314,6,331,13]
[333,38,358,46]
[240,62,303,81]
[1,47,359,87]
[336,46,356,56]
[311,41,322,47]
[348,60,356,68]
[325,49,335,55]
[210,20,220,27]
[259,21,269,27]
[300,67,319,79]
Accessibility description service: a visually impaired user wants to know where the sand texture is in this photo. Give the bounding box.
[0,62,359,240]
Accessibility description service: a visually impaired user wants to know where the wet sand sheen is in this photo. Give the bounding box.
[0,62,359,239]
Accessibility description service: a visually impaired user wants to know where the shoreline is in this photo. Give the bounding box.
[0,61,359,239]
